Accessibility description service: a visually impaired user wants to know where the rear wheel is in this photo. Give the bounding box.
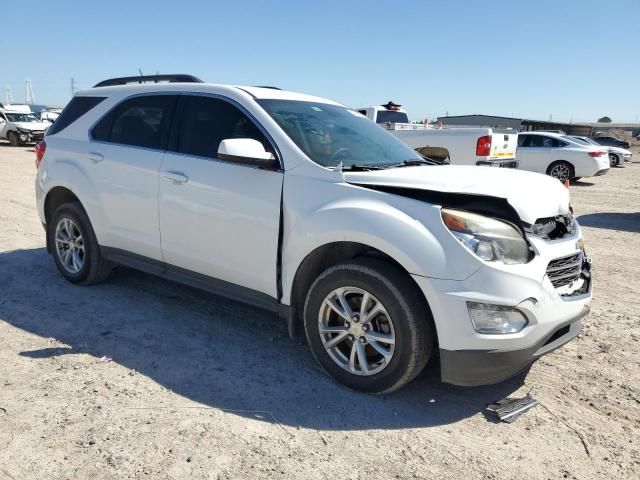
[48,202,112,285]
[303,258,434,394]
[7,131,21,146]
[547,161,574,182]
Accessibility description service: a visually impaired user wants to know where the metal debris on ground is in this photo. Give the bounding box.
[486,394,539,423]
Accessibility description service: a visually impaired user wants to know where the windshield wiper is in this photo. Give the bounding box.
[341,164,386,171]
[385,158,438,168]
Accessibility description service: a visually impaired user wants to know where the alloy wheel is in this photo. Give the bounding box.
[318,287,395,376]
[550,164,571,182]
[55,217,85,274]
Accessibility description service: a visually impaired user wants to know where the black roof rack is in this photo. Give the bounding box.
[253,85,282,90]
[94,74,204,88]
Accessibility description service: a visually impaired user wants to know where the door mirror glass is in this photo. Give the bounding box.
[218,138,277,167]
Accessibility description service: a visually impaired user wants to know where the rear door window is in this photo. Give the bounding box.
[92,95,177,150]
[172,95,273,160]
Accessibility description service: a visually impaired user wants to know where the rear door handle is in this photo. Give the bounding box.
[164,171,189,184]
[87,152,103,162]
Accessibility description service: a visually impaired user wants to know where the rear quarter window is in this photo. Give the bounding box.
[47,96,106,136]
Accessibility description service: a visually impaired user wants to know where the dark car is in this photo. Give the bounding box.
[592,136,630,149]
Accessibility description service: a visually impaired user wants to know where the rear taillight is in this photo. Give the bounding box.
[588,150,605,157]
[35,140,46,169]
[476,135,492,156]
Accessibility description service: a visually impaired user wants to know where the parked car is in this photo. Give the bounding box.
[569,135,632,166]
[0,106,49,146]
[516,132,609,182]
[358,103,518,168]
[35,75,592,393]
[592,135,630,150]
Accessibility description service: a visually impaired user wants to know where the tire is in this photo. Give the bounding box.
[547,161,574,182]
[609,153,619,167]
[48,202,112,285]
[303,258,434,394]
[7,131,21,146]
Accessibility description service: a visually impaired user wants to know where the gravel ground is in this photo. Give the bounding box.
[0,143,638,480]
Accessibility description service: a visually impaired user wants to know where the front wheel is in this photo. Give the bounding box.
[547,161,574,182]
[303,259,434,394]
[7,131,21,146]
[609,153,619,167]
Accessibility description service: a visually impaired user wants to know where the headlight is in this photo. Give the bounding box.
[441,208,531,264]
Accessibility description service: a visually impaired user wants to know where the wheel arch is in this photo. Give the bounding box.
[287,241,436,340]
[546,159,575,178]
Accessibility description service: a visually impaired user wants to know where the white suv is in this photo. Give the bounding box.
[35,75,592,393]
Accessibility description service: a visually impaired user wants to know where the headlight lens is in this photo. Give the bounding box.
[441,208,531,264]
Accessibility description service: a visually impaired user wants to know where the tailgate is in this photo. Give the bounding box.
[490,132,517,160]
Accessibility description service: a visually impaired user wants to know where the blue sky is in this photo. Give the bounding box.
[2,0,639,122]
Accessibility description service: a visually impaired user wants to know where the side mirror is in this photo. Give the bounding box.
[217,138,278,168]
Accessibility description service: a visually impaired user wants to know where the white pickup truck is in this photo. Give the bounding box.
[358,103,518,168]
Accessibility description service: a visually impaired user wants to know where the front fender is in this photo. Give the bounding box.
[281,180,479,304]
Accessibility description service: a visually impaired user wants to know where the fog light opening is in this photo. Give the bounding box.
[467,302,528,334]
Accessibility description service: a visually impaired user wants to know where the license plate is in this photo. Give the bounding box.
[498,161,518,168]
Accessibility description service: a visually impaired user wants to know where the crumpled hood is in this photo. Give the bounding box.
[12,121,48,131]
[343,165,570,224]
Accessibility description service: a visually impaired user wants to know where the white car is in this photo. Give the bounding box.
[35,75,592,393]
[568,135,632,167]
[0,108,49,145]
[516,131,610,182]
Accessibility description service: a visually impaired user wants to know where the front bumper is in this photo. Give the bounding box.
[439,308,586,386]
[412,229,592,386]
[18,130,45,143]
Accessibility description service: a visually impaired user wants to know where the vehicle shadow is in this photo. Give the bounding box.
[577,212,640,233]
[0,247,525,430]
[570,180,595,187]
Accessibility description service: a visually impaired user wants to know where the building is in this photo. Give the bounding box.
[583,123,640,137]
[436,114,594,136]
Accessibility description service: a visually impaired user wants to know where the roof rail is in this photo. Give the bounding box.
[253,85,282,90]
[94,74,204,88]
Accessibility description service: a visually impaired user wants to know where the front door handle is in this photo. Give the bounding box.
[164,171,189,184]
[87,152,103,163]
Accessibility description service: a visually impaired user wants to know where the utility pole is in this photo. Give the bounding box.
[70,77,79,96]
[4,86,14,105]
[25,79,35,104]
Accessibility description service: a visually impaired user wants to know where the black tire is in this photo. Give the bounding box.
[547,161,574,182]
[7,131,21,146]
[303,258,434,394]
[48,202,112,285]
[609,153,619,167]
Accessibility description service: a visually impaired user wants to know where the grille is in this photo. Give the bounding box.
[546,252,583,288]
[528,214,575,240]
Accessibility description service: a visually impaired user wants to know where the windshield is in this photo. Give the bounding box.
[375,110,409,124]
[258,100,422,168]
[5,113,38,123]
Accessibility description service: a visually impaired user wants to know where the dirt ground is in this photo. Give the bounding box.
[0,143,638,480]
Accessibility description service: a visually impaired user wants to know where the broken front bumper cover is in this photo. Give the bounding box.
[439,306,587,386]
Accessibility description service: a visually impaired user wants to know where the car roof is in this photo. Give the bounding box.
[75,82,342,106]
[520,131,563,137]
